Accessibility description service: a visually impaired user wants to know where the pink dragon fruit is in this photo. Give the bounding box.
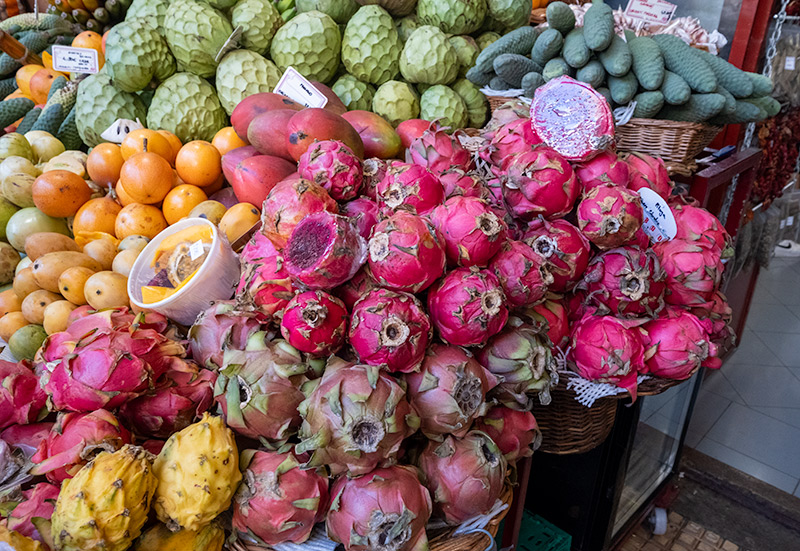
[237,257,294,322]
[298,140,364,201]
[474,406,541,463]
[6,483,59,543]
[118,363,216,438]
[284,211,367,289]
[367,211,446,293]
[30,409,132,482]
[240,229,278,264]
[672,203,733,256]
[654,238,723,308]
[694,290,734,345]
[484,176,505,211]
[189,301,263,369]
[0,360,47,430]
[376,162,444,216]
[482,101,534,140]
[565,290,592,323]
[501,147,580,221]
[340,196,379,240]
[518,300,571,351]
[477,324,557,409]
[489,240,553,307]
[327,465,432,551]
[568,314,646,398]
[349,288,431,373]
[261,178,339,249]
[439,168,487,199]
[233,450,328,546]
[577,184,644,249]
[642,310,721,380]
[215,335,310,444]
[1,423,52,454]
[428,266,509,346]
[523,218,592,292]
[407,125,473,174]
[575,150,630,193]
[297,359,419,476]
[579,246,667,318]
[625,152,673,198]
[335,267,378,310]
[429,196,509,267]
[482,118,541,168]
[417,431,507,524]
[361,157,388,200]
[404,344,496,438]
[280,290,348,357]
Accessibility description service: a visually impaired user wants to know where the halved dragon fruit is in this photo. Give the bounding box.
[340,196,379,241]
[261,178,339,249]
[361,157,388,200]
[501,147,580,221]
[429,196,509,267]
[654,238,723,308]
[489,240,553,308]
[625,152,673,198]
[298,140,364,201]
[376,162,444,216]
[189,301,263,370]
[280,291,348,357]
[577,184,644,249]
[474,406,541,464]
[642,310,721,380]
[407,124,473,174]
[284,211,367,289]
[575,150,630,193]
[671,202,732,257]
[523,218,591,292]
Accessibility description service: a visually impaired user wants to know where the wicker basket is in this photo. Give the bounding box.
[486,95,517,113]
[615,118,722,175]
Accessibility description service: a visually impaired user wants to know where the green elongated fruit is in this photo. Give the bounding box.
[597,34,631,77]
[583,0,614,51]
[633,91,664,118]
[0,98,34,129]
[57,107,81,151]
[494,54,542,88]
[0,13,66,32]
[466,66,494,87]
[0,77,17,101]
[563,28,591,69]
[629,36,665,90]
[608,72,637,105]
[696,49,753,98]
[652,34,717,93]
[715,85,736,115]
[660,70,690,105]
[16,107,41,135]
[657,93,726,122]
[489,76,512,91]
[522,71,545,98]
[530,28,563,66]
[473,26,538,73]
[597,86,613,105]
[576,60,605,89]
[47,76,68,103]
[708,100,766,125]
[742,96,781,118]
[746,72,774,96]
[543,57,571,82]
[31,103,65,134]
[546,2,575,34]
[93,7,111,23]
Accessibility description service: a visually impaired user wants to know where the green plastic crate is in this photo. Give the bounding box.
[516,510,572,551]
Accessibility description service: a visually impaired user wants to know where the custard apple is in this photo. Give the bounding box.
[342,6,402,86]
[449,35,480,77]
[486,0,532,31]
[399,25,459,85]
[396,15,419,42]
[270,11,341,83]
[230,0,284,55]
[332,74,376,111]
[452,78,488,128]
[74,73,147,148]
[476,31,501,50]
[417,0,487,35]
[297,0,359,23]
[125,0,170,29]
[372,80,420,127]
[164,0,233,78]
[355,0,417,17]
[105,19,176,92]
[147,73,228,143]
[206,0,237,9]
[216,50,282,115]
[420,85,468,128]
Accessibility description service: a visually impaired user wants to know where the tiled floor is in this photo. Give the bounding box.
[620,512,740,551]
[686,256,800,497]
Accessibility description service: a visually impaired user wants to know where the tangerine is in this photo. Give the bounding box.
[71,31,105,69]
[87,143,124,187]
[212,127,247,156]
[162,185,208,225]
[118,152,175,205]
[73,196,123,236]
[31,170,93,217]
[175,140,222,188]
[157,130,182,165]
[120,129,174,162]
[115,203,168,240]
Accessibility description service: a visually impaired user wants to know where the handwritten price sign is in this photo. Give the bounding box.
[638,188,677,244]
[51,46,100,74]
[624,0,677,25]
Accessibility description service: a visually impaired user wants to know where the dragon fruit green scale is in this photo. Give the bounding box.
[163,0,233,79]
[342,6,403,86]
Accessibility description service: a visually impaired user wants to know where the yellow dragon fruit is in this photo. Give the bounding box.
[0,525,45,551]
[132,522,225,551]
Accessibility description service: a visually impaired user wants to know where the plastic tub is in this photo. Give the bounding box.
[128,218,240,326]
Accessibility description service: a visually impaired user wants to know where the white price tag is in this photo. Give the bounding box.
[785,56,796,71]
[781,219,787,229]
[273,67,328,108]
[788,215,795,225]
[624,0,677,25]
[640,188,677,244]
[189,240,205,261]
[51,45,100,74]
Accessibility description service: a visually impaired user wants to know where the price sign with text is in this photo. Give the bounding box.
[274,67,328,108]
[51,46,100,74]
[624,0,677,25]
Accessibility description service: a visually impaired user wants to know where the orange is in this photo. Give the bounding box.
[118,152,175,205]
[212,127,247,156]
[28,68,61,105]
[162,185,208,225]
[157,130,182,165]
[73,196,123,236]
[120,129,173,162]
[87,143,125,187]
[115,181,137,207]
[115,203,168,240]
[15,64,45,98]
[175,140,222,188]
[31,170,93,217]
[71,31,105,69]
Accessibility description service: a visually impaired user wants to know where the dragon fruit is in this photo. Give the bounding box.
[233,450,328,546]
[0,360,46,430]
[280,291,348,357]
[439,169,487,199]
[642,310,721,380]
[261,178,339,249]
[482,118,541,168]
[477,324,557,409]
[189,301,263,370]
[489,240,553,308]
[1,423,52,454]
[237,258,294,322]
[575,150,630,193]
[523,218,592,292]
[577,184,644,249]
[6,483,59,543]
[484,176,506,211]
[240,229,278,264]
[579,246,667,318]
[367,211,446,293]
[30,409,132,483]
[482,101,533,140]
[428,266,509,346]
[215,336,309,445]
[517,300,571,351]
[284,211,367,290]
[118,363,216,438]
[672,203,733,256]
[298,140,364,201]
[404,344,496,438]
[417,431,507,525]
[340,196,379,241]
[568,314,646,398]
[349,289,431,373]
[297,359,419,476]
[361,157,388,200]
[376,162,444,216]
[407,125,473,174]
[501,147,580,221]
[474,406,541,463]
[695,290,734,345]
[654,238,723,308]
[625,152,673,198]
[327,465,432,551]
[335,267,378,310]
[429,196,509,267]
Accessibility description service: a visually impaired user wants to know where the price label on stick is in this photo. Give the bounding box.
[625,0,677,25]
[51,46,100,74]
[274,67,328,108]
[638,188,677,244]
[785,56,796,71]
